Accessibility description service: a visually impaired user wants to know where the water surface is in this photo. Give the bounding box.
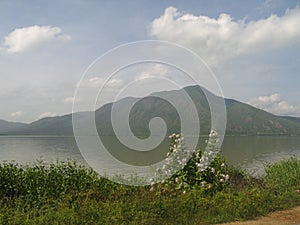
[0,135,299,176]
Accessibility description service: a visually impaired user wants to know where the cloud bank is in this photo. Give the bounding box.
[77,77,124,89]
[248,93,300,117]
[38,112,58,119]
[10,111,24,119]
[1,25,71,54]
[149,7,300,64]
[135,64,170,81]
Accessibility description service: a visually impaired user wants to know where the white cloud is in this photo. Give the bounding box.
[63,97,81,103]
[257,93,281,103]
[106,78,124,88]
[77,77,104,88]
[77,77,124,89]
[149,7,300,64]
[1,25,71,53]
[58,34,72,42]
[10,111,24,118]
[248,93,300,116]
[135,64,170,81]
[38,112,58,119]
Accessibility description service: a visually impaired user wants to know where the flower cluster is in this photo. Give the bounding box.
[150,130,230,194]
[150,133,190,185]
[196,130,220,172]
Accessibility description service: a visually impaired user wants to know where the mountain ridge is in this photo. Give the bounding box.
[1,85,300,136]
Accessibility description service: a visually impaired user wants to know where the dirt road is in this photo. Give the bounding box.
[220,206,300,225]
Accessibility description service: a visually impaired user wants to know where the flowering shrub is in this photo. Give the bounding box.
[152,130,230,193]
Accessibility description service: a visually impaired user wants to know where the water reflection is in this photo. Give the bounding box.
[0,136,299,176]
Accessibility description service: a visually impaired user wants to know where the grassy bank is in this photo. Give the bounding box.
[0,156,299,224]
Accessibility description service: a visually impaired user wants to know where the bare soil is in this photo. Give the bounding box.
[220,206,300,225]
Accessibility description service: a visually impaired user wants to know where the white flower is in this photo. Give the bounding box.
[220,179,224,182]
[175,177,179,183]
[183,190,186,194]
[209,130,218,138]
[211,168,215,173]
[225,174,230,180]
[176,134,180,138]
[221,163,225,167]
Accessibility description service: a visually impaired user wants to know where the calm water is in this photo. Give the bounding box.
[0,136,299,176]
[222,136,300,175]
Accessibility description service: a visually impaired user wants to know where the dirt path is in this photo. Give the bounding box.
[220,206,300,225]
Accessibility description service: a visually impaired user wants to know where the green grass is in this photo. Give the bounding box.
[0,158,299,225]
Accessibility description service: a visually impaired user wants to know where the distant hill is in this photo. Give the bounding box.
[281,116,300,124]
[1,85,300,136]
[225,99,300,135]
[0,112,91,136]
[0,120,27,134]
[11,115,74,136]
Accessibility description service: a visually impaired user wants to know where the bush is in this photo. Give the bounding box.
[152,131,232,194]
[0,160,115,207]
[265,157,300,193]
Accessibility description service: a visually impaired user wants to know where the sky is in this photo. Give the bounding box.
[0,0,300,122]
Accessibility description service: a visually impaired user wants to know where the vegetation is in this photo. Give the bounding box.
[0,134,299,224]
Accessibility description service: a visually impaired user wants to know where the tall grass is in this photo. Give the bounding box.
[265,157,300,193]
[0,157,299,224]
[0,161,119,208]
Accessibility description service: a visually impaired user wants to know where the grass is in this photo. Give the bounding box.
[0,157,299,225]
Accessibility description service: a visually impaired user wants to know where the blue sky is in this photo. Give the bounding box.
[0,0,300,122]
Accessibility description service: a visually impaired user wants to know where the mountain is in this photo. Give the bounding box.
[0,112,92,136]
[225,99,300,135]
[95,87,212,136]
[0,120,27,134]
[1,85,300,136]
[10,115,73,136]
[281,116,300,124]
